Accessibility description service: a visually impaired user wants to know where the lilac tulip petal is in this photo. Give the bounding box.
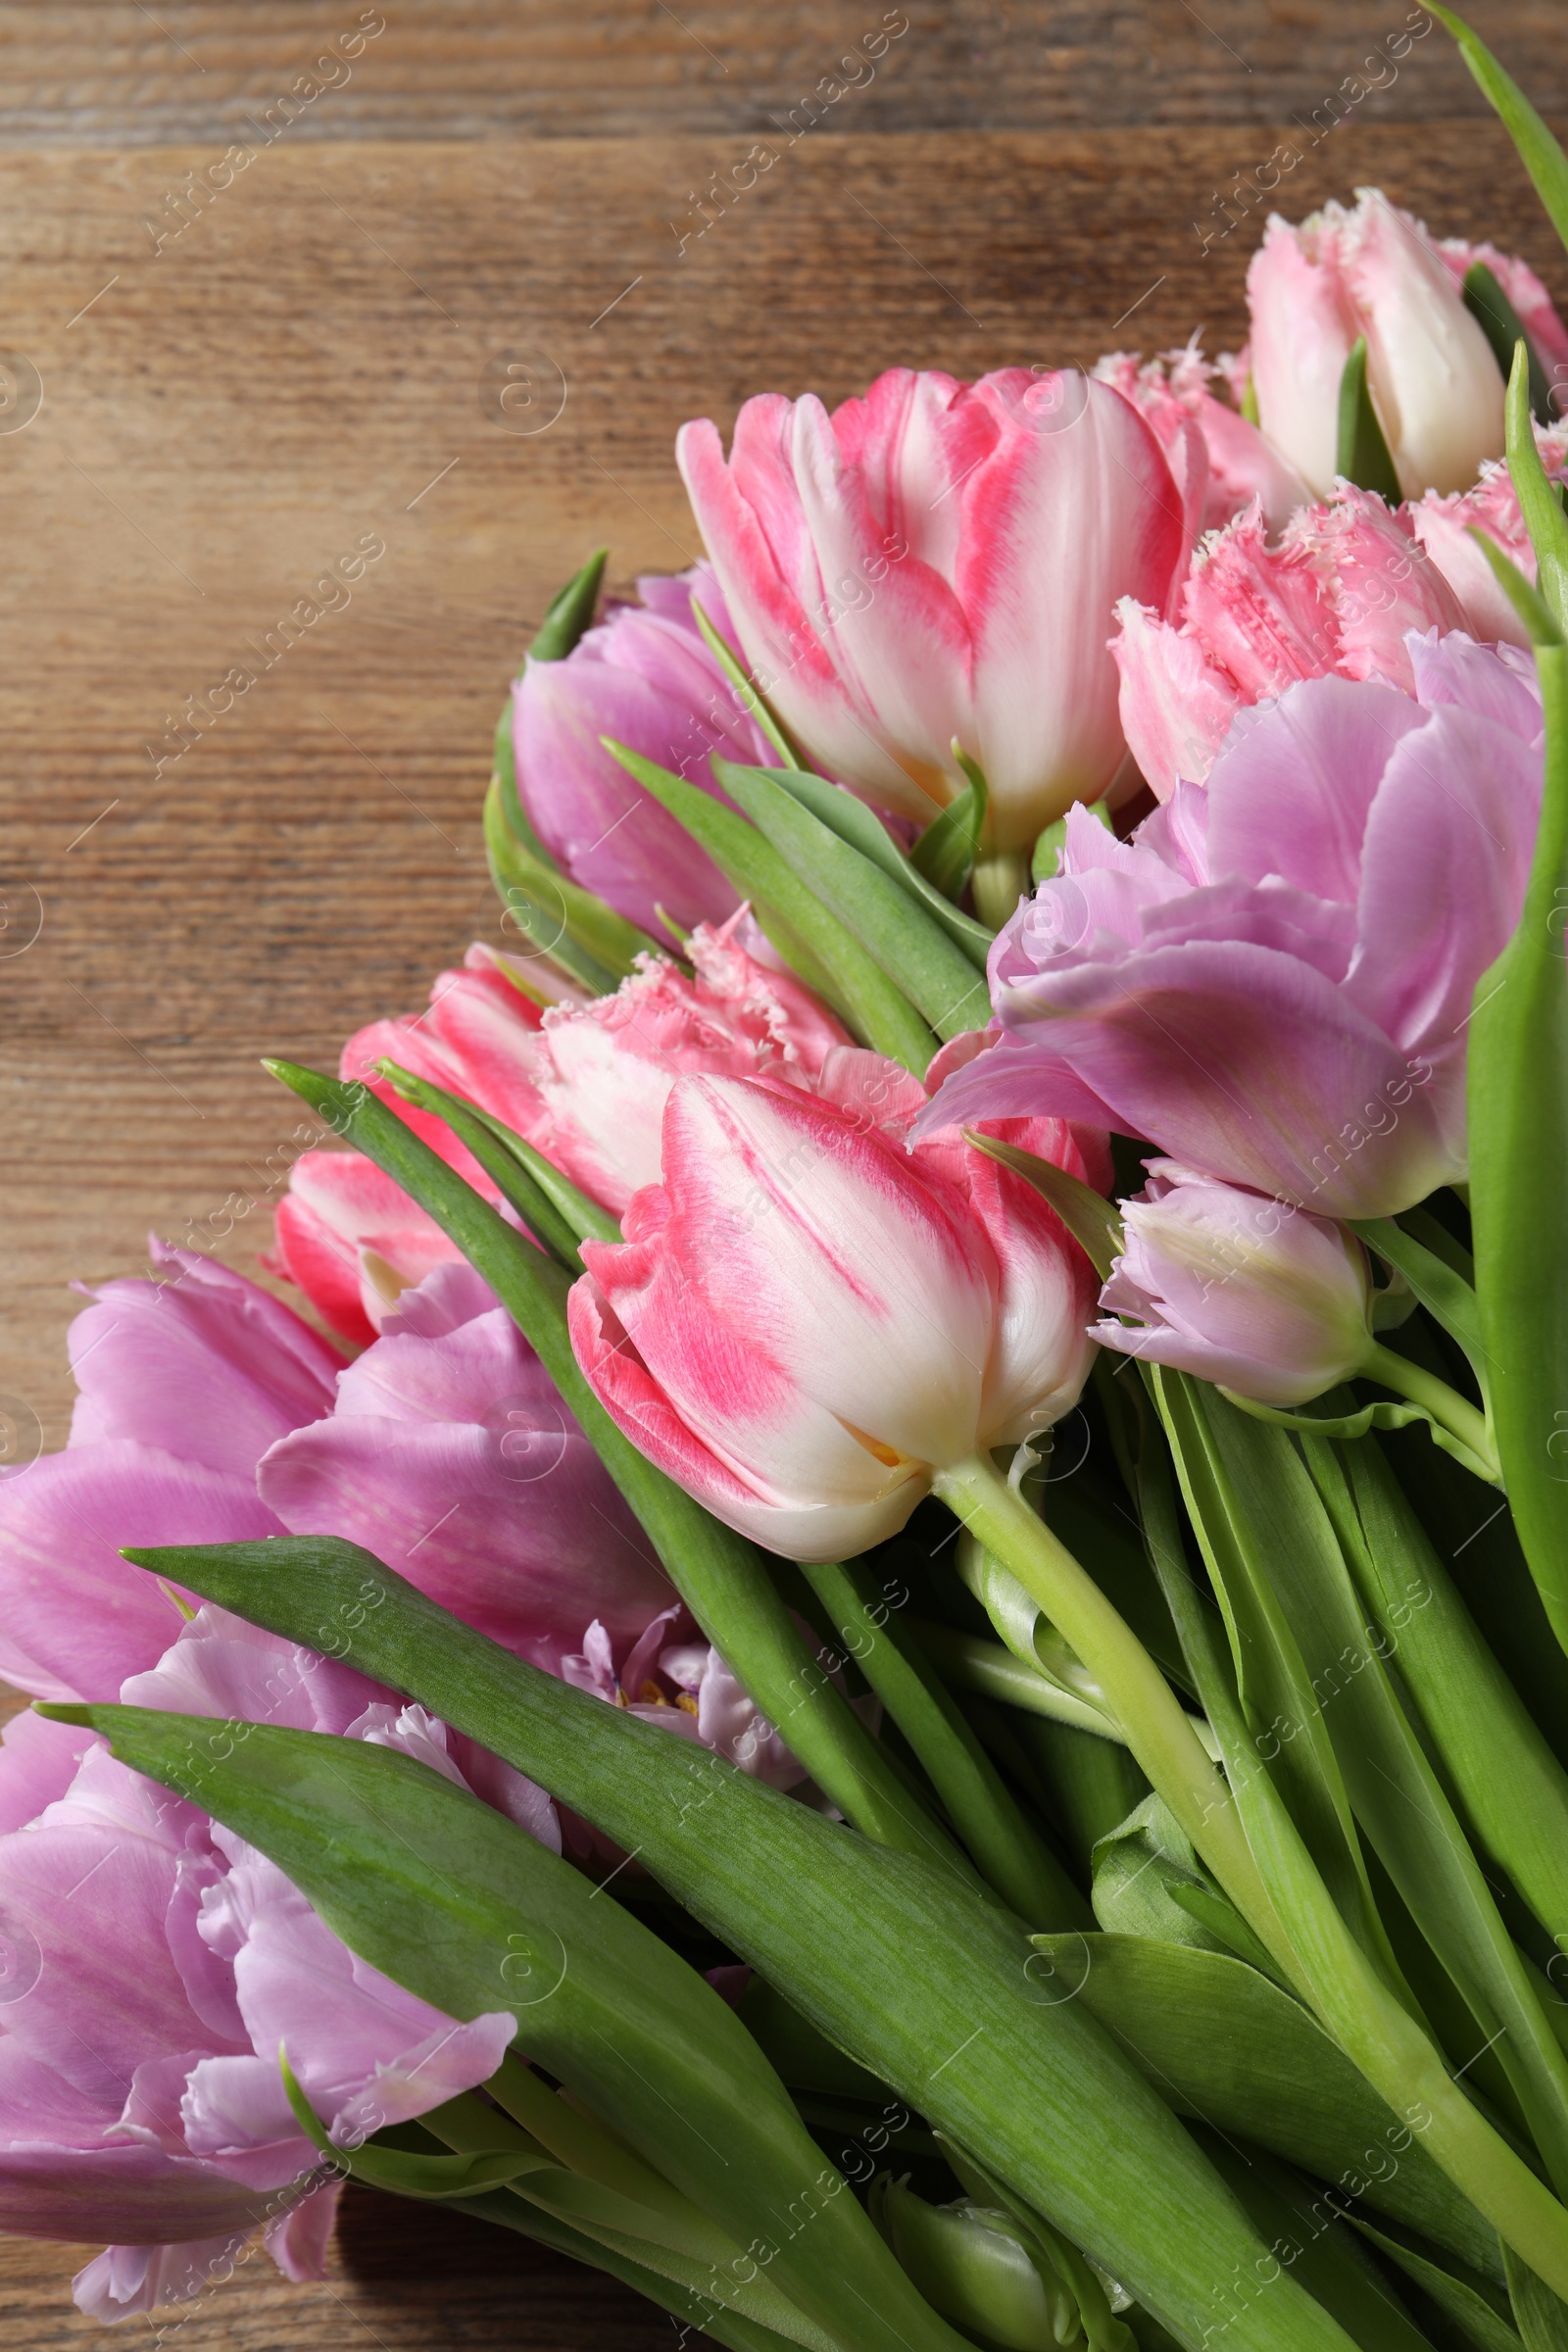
[259,1413,667,1660]
[0,1443,284,1701]
[69,1246,339,1478]
[1348,705,1543,1059]
[1204,675,1426,904]
[994,939,1454,1215]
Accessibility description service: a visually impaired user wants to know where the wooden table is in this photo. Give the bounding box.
[0,1,1561,2339]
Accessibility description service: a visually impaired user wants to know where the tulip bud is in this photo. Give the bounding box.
[511,564,770,938]
[873,2178,1084,2350]
[1248,190,1508,500]
[678,368,1188,851]
[1091,1162,1375,1406]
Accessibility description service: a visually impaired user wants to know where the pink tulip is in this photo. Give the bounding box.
[0,1610,524,2323]
[677,368,1189,849]
[1113,489,1465,799]
[268,1146,465,1347]
[1247,190,1506,499]
[1091,1161,1375,1404]
[920,634,1544,1220]
[568,1050,1100,1559]
[1411,428,1568,649]
[346,912,850,1217]
[258,1259,672,1671]
[1094,342,1310,535]
[512,564,765,940]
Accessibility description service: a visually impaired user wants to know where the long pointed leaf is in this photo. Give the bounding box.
[760,767,994,968]
[1027,1934,1498,2279]
[57,1707,956,2352]
[1430,7,1568,264]
[1192,1390,1568,2197]
[1143,1372,1568,2292]
[1468,368,1568,1646]
[710,760,989,1042]
[800,1554,1092,1928]
[110,1535,1369,2352]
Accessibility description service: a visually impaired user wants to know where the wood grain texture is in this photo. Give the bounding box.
[0,4,1564,2337]
[0,2186,671,2346]
[0,1,1559,142]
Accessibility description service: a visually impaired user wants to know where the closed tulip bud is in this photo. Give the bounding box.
[1248,190,1508,499]
[1091,1162,1375,1405]
[511,564,768,938]
[678,368,1188,850]
[568,1056,1099,1560]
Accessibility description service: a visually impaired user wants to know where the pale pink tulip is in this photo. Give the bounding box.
[1092,1161,1375,1404]
[678,368,1188,848]
[1113,489,1464,799]
[1248,191,1508,499]
[568,1051,1100,1559]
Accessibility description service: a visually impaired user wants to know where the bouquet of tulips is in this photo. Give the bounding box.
[10,11,1568,2346]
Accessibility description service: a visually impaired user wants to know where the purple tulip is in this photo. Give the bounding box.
[0,1244,337,1701]
[920,633,1544,1219]
[0,1610,523,2323]
[257,1260,674,1671]
[1091,1161,1375,1405]
[512,564,771,940]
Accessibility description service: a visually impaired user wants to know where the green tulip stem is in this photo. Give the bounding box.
[932,1451,1295,1980]
[1360,1342,1501,1481]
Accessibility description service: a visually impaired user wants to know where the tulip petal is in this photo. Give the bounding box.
[0,1444,282,1700]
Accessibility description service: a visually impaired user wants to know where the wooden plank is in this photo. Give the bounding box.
[0,2,1559,143]
[0,2186,670,2345]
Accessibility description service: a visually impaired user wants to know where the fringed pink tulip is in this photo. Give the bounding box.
[1247,190,1507,498]
[1094,342,1310,536]
[346,913,849,1217]
[512,564,765,940]
[677,368,1188,848]
[1113,489,1465,799]
[1091,1162,1375,1404]
[568,1052,1100,1559]
[1411,428,1568,649]
[921,635,1544,1219]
